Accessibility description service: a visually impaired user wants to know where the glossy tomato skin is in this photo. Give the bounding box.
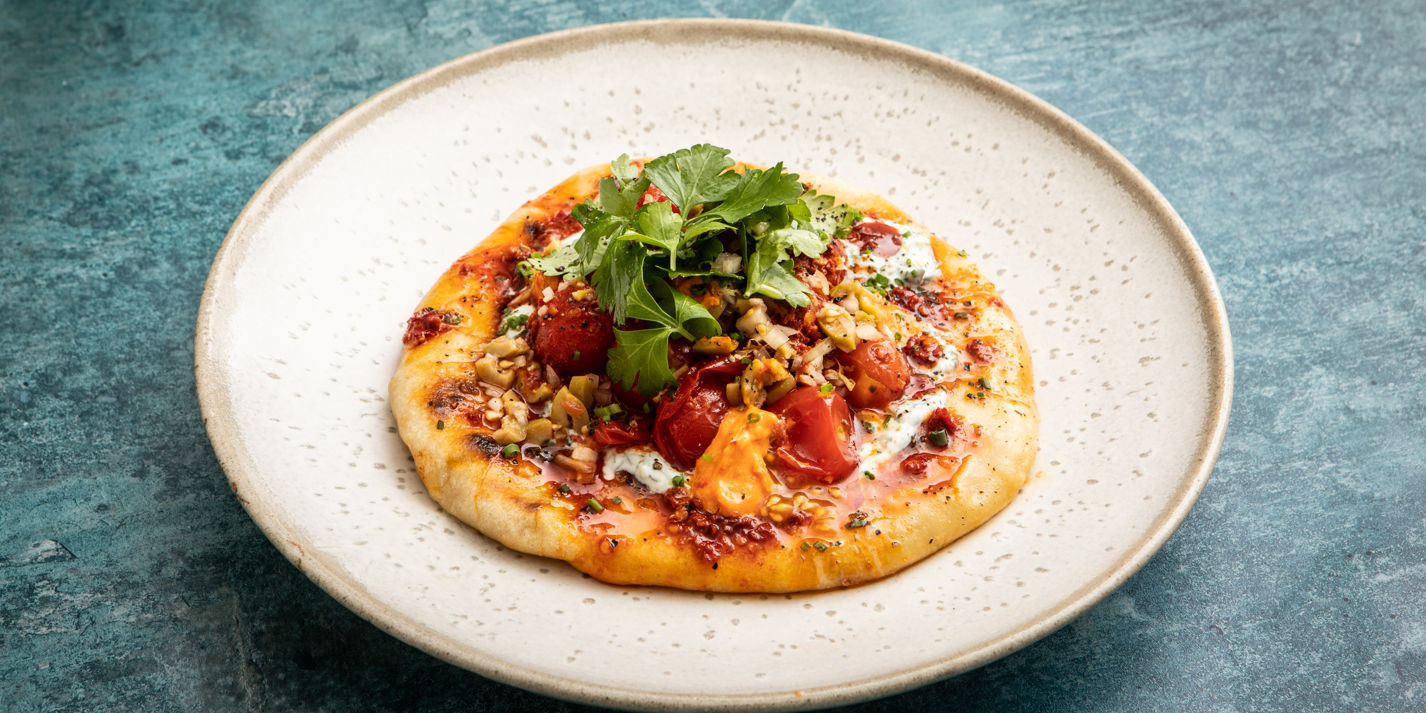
[532,283,614,376]
[838,339,911,409]
[592,415,654,447]
[767,387,859,486]
[653,357,741,470]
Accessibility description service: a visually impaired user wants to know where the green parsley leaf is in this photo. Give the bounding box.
[643,144,738,213]
[763,227,825,257]
[594,241,675,326]
[606,327,676,396]
[597,156,651,217]
[695,163,804,225]
[610,153,639,184]
[744,262,810,306]
[652,281,720,339]
[628,201,686,268]
[525,246,583,276]
[801,191,864,239]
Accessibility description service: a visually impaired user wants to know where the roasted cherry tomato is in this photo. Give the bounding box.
[532,283,614,376]
[838,339,911,409]
[653,357,740,469]
[767,386,859,486]
[849,221,902,257]
[592,415,654,447]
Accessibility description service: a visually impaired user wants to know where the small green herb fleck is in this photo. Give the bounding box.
[977,377,993,390]
[747,413,761,423]
[573,350,581,361]
[801,542,811,551]
[953,311,970,320]
[701,454,713,462]
[863,470,876,480]
[440,311,464,325]
[957,249,968,257]
[436,419,445,430]
[866,273,892,294]
[819,383,834,395]
[501,443,519,458]
[500,312,529,333]
[927,429,950,447]
[847,513,869,529]
[740,357,753,365]
[584,498,605,513]
[611,496,623,506]
[671,475,687,487]
[557,483,572,495]
[813,541,828,552]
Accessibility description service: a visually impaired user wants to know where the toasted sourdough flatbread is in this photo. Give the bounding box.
[389,160,1037,592]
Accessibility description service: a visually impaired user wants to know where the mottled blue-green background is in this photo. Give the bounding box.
[2,1,1423,711]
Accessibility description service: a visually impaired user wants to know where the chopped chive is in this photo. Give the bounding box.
[573,350,581,361]
[813,541,828,552]
[819,383,834,395]
[863,470,876,480]
[748,413,761,423]
[847,513,869,529]
[557,483,571,495]
[958,249,967,257]
[801,542,811,551]
[740,357,753,365]
[670,475,687,487]
[953,311,970,320]
[927,429,950,447]
[436,419,445,430]
[611,496,623,506]
[583,498,604,513]
[977,377,993,390]
[501,443,519,458]
[701,454,713,461]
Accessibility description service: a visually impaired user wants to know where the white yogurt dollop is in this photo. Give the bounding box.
[601,447,688,494]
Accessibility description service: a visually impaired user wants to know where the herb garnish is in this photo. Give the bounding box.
[523,144,862,396]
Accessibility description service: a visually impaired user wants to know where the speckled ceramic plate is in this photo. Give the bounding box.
[196,19,1231,711]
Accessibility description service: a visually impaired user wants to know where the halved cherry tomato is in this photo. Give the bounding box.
[592,415,654,447]
[838,339,911,409]
[767,386,859,486]
[653,357,741,469]
[532,283,614,376]
[849,221,902,257]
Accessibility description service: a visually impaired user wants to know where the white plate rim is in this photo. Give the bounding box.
[194,18,1233,711]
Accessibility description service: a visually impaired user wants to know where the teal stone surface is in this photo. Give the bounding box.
[2,1,1423,711]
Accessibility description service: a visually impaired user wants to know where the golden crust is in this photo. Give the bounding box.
[389,161,1039,592]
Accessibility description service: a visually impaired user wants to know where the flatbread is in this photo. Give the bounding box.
[389,158,1037,592]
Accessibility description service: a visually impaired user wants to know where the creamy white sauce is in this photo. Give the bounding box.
[857,388,950,475]
[601,447,688,494]
[846,219,941,285]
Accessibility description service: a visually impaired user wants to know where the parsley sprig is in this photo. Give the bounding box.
[524,144,863,396]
